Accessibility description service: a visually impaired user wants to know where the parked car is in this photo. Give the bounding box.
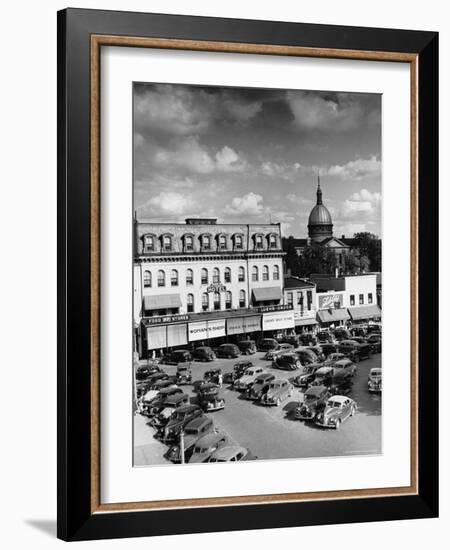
[203,368,222,385]
[150,392,189,423]
[291,364,322,388]
[216,343,241,359]
[223,361,253,384]
[366,324,382,334]
[295,348,319,365]
[339,340,371,361]
[311,366,334,388]
[368,367,382,392]
[245,372,275,400]
[315,395,357,429]
[189,432,228,463]
[234,366,266,391]
[136,371,170,398]
[237,340,257,355]
[323,352,348,367]
[278,335,300,347]
[366,333,382,353]
[161,349,193,365]
[351,326,367,337]
[192,346,216,362]
[299,333,317,346]
[135,363,160,381]
[166,417,215,463]
[141,385,183,416]
[306,345,325,362]
[333,328,352,341]
[197,382,226,412]
[274,352,301,371]
[176,364,192,385]
[163,404,204,441]
[317,331,335,344]
[327,370,353,396]
[320,343,338,357]
[333,358,357,376]
[264,343,294,361]
[259,379,293,406]
[349,336,367,345]
[208,446,257,462]
[295,385,329,420]
[258,338,279,352]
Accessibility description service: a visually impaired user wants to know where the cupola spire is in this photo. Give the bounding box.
[316,174,323,205]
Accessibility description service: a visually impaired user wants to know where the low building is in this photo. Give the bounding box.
[283,276,317,333]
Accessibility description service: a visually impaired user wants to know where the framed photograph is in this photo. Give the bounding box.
[57,8,438,541]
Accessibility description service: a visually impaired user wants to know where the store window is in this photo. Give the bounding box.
[213,267,220,284]
[368,293,373,304]
[307,290,312,311]
[187,293,194,313]
[213,292,221,311]
[224,267,231,283]
[225,291,232,310]
[273,265,280,280]
[202,293,209,311]
[171,269,178,287]
[287,292,293,307]
[262,265,269,281]
[186,268,193,285]
[157,270,165,287]
[350,294,355,306]
[239,290,246,308]
[252,266,259,282]
[143,270,151,288]
[201,268,208,285]
[359,294,364,305]
[238,266,245,282]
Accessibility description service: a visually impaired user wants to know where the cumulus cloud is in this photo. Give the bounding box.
[224,192,266,216]
[327,156,381,181]
[215,146,246,172]
[138,191,198,220]
[339,188,381,221]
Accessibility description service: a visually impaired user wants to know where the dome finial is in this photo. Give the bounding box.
[316,172,323,205]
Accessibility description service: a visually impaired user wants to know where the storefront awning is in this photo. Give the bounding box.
[144,294,181,311]
[252,287,282,302]
[295,317,318,327]
[348,305,381,320]
[317,308,350,324]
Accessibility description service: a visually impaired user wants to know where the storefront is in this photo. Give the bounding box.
[262,309,295,337]
[143,294,182,317]
[293,313,318,334]
[227,315,261,339]
[348,304,382,324]
[316,308,350,328]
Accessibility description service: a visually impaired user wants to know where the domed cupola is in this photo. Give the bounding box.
[308,177,333,242]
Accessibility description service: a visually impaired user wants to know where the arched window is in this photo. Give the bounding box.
[213,267,220,284]
[157,270,165,287]
[201,268,208,285]
[186,268,194,285]
[187,293,194,313]
[239,290,246,308]
[262,265,269,281]
[225,291,232,310]
[202,293,209,311]
[255,235,263,249]
[163,235,172,251]
[143,235,155,253]
[224,267,231,283]
[269,234,277,249]
[238,266,245,282]
[218,234,227,250]
[143,270,151,288]
[273,265,280,280]
[185,235,194,252]
[171,269,178,286]
[235,234,243,249]
[213,292,221,311]
[202,235,211,250]
[252,266,259,282]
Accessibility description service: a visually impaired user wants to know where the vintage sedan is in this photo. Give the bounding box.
[258,338,280,352]
[160,349,193,365]
[223,361,253,384]
[238,339,257,355]
[339,340,371,361]
[233,365,266,391]
[176,364,192,385]
[192,346,216,362]
[150,392,189,424]
[315,395,357,429]
[368,367,382,392]
[189,432,228,463]
[274,352,301,371]
[295,385,329,420]
[163,404,203,441]
[311,366,334,388]
[264,343,294,360]
[166,417,215,463]
[135,363,160,381]
[140,385,183,416]
[323,352,347,367]
[366,333,382,353]
[327,370,353,396]
[259,379,293,406]
[208,446,257,462]
[215,343,241,359]
[333,358,357,376]
[245,372,275,400]
[295,347,319,365]
[291,364,322,388]
[319,343,338,357]
[197,382,226,412]
[317,330,335,344]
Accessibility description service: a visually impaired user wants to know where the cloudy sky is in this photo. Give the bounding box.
[133,83,381,238]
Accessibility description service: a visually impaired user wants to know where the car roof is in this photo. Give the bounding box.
[255,373,274,381]
[316,366,333,374]
[172,349,190,354]
[195,432,225,447]
[176,404,198,413]
[327,395,348,404]
[270,378,285,385]
[165,393,188,403]
[305,385,327,396]
[220,343,237,348]
[370,367,382,373]
[185,416,212,430]
[200,382,218,390]
[334,358,352,365]
[210,445,247,460]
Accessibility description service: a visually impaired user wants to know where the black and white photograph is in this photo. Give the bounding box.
[132,82,382,466]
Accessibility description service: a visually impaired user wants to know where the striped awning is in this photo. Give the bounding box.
[144,294,182,311]
[348,305,381,320]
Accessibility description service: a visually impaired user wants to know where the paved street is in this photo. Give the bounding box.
[134,351,381,465]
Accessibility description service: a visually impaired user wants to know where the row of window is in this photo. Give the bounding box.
[143,265,280,288]
[142,232,279,253]
[285,290,314,311]
[181,291,247,313]
[350,293,373,306]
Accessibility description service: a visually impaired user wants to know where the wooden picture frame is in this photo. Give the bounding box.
[57,8,438,541]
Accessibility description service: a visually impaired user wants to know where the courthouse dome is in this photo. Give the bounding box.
[307,179,333,243]
[308,203,332,225]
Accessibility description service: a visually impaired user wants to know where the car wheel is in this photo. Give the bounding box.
[335,419,341,430]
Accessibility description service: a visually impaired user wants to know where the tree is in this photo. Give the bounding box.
[344,250,361,273]
[352,232,382,272]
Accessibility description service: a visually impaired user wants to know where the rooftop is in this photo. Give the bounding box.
[283,276,316,290]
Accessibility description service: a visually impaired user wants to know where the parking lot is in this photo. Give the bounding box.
[133,349,382,465]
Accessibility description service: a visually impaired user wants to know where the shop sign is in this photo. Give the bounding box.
[206,283,227,293]
[256,304,293,313]
[262,311,295,331]
[188,319,226,341]
[144,314,189,325]
[318,293,343,310]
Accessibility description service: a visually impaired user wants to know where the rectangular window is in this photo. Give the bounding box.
[307,290,312,311]
[225,296,232,310]
[359,294,364,305]
[350,294,355,306]
[368,293,373,304]
[202,295,209,311]
[239,296,245,308]
[287,293,293,307]
[187,303,194,313]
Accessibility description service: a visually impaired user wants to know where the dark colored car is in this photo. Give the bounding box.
[315,396,357,429]
[197,382,225,412]
[321,343,338,357]
[192,346,216,362]
[189,432,228,463]
[295,385,329,420]
[295,348,319,365]
[306,345,325,362]
[135,363,160,381]
[245,372,276,400]
[339,340,371,361]
[238,340,257,355]
[274,352,301,371]
[258,338,279,352]
[278,335,300,347]
[333,328,352,341]
[366,333,382,353]
[203,368,222,385]
[317,331,335,344]
[163,404,204,441]
[223,361,253,384]
[151,392,190,424]
[176,364,192,385]
[136,371,169,398]
[299,333,317,346]
[291,364,322,387]
[161,349,193,365]
[216,343,241,359]
[323,352,351,367]
[166,417,215,463]
[141,385,183,416]
[327,370,353,396]
[366,324,382,334]
[333,358,357,376]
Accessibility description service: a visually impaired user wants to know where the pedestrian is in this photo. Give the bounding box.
[217,372,223,388]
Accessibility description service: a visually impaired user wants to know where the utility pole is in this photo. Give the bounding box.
[179,430,185,464]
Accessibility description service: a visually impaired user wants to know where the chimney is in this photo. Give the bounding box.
[341,234,345,240]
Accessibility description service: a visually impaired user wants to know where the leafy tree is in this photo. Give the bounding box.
[352,232,382,271]
[344,250,361,273]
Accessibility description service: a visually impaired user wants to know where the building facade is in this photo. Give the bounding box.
[283,276,317,333]
[134,218,293,357]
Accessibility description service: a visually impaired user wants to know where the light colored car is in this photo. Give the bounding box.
[233,366,266,391]
[189,432,228,463]
[315,395,357,429]
[264,343,294,361]
[259,379,293,406]
[368,368,382,392]
[207,445,257,462]
[333,358,357,376]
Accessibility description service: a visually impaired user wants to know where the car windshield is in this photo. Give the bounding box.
[185,428,199,435]
[304,366,315,374]
[270,383,281,389]
[245,369,255,376]
[194,446,210,454]
[328,401,342,408]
